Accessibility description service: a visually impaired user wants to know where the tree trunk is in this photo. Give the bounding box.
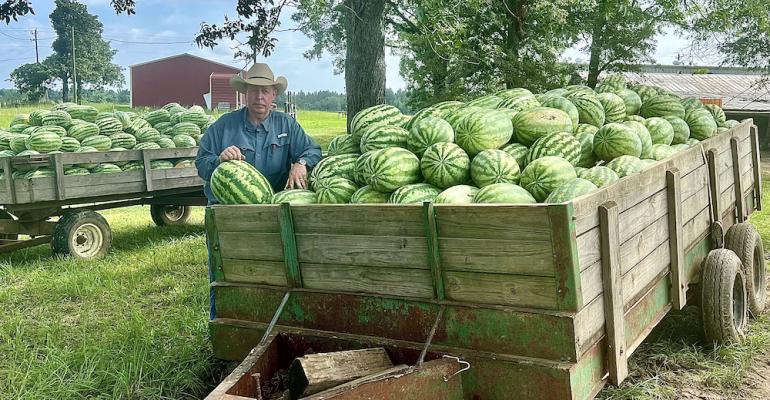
[586,0,607,89]
[503,0,522,89]
[343,0,386,134]
[60,73,70,102]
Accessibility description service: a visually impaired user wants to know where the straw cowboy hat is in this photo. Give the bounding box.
[229,63,288,95]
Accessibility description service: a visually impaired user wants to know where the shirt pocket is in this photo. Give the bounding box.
[266,136,289,174]
[233,142,256,166]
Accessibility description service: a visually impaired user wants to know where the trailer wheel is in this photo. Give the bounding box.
[724,223,767,317]
[0,210,18,241]
[51,210,112,259]
[701,249,748,344]
[150,205,192,226]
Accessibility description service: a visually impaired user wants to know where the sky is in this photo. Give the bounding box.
[0,0,712,93]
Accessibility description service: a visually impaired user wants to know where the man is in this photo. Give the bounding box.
[196,63,322,204]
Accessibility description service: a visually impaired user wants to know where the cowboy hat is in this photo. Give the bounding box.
[229,63,288,95]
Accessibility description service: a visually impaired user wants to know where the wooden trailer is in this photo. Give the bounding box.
[203,120,765,399]
[0,148,207,258]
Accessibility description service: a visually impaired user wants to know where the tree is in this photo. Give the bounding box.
[0,0,133,22]
[9,62,53,102]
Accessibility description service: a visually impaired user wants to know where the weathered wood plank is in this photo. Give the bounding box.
[574,291,604,357]
[580,260,602,305]
[222,259,287,286]
[435,205,553,241]
[440,237,555,276]
[751,125,762,211]
[151,167,199,180]
[619,213,668,275]
[214,206,281,233]
[731,137,746,222]
[444,271,557,308]
[301,263,434,298]
[622,240,669,309]
[218,232,284,261]
[548,204,583,311]
[667,169,686,310]
[707,148,721,224]
[296,234,428,269]
[599,201,628,385]
[292,205,425,237]
[149,176,203,192]
[683,206,711,251]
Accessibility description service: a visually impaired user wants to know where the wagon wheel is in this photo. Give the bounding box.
[724,223,767,317]
[701,249,748,344]
[0,209,18,241]
[150,205,192,226]
[51,210,112,259]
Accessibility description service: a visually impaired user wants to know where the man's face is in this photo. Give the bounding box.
[246,85,277,119]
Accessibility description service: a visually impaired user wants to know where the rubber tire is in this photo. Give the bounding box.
[701,249,748,344]
[724,223,767,317]
[0,209,18,241]
[51,210,112,259]
[150,205,192,226]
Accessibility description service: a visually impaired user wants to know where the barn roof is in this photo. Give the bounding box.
[130,53,242,72]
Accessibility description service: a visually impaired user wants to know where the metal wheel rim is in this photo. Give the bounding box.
[732,274,746,328]
[71,222,104,258]
[163,206,185,222]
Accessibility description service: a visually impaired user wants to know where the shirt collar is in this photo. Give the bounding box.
[243,107,273,132]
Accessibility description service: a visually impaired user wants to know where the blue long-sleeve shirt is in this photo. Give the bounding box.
[196,108,322,204]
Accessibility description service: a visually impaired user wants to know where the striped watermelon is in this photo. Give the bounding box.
[272,189,317,204]
[725,120,740,128]
[28,110,48,126]
[680,97,704,113]
[10,135,30,153]
[618,89,642,116]
[471,149,521,187]
[95,112,114,122]
[574,131,597,168]
[622,120,653,159]
[9,124,30,134]
[512,107,573,146]
[640,95,685,119]
[625,115,646,123]
[315,177,359,203]
[444,106,483,131]
[704,104,727,127]
[455,109,513,156]
[92,163,123,174]
[565,93,605,128]
[359,125,410,153]
[607,155,644,177]
[154,122,174,136]
[435,185,479,204]
[25,130,63,153]
[671,144,690,152]
[109,133,137,149]
[496,88,534,99]
[42,110,72,127]
[179,110,209,128]
[210,160,274,204]
[651,144,677,161]
[473,183,537,204]
[327,135,361,156]
[64,167,90,176]
[309,154,358,189]
[144,109,171,126]
[353,151,375,185]
[686,138,700,147]
[75,146,99,169]
[421,142,471,189]
[39,125,66,137]
[151,160,174,170]
[403,107,441,131]
[593,123,642,161]
[467,94,504,109]
[81,135,112,151]
[107,148,130,167]
[545,178,598,203]
[134,142,161,150]
[632,84,660,104]
[174,159,195,168]
[350,185,391,203]
[172,122,201,137]
[95,117,123,136]
[430,101,465,116]
[575,124,599,135]
[644,117,675,145]
[364,147,421,192]
[162,102,183,113]
[350,105,404,141]
[123,162,144,172]
[597,92,627,123]
[525,131,581,166]
[25,168,55,179]
[565,85,596,97]
[600,74,627,91]
[126,118,151,135]
[65,105,98,122]
[0,150,15,158]
[172,134,197,148]
[407,116,454,157]
[537,96,579,130]
[157,137,176,148]
[135,127,161,143]
[497,95,541,112]
[685,108,718,140]
[10,114,29,126]
[663,116,691,145]
[389,183,441,204]
[114,111,133,129]
[16,149,40,158]
[68,122,100,141]
[544,88,568,97]
[578,166,619,188]
[520,156,577,202]
[499,143,528,169]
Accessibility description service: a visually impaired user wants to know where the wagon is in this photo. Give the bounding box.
[0,148,207,258]
[203,120,764,399]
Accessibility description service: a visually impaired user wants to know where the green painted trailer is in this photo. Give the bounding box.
[204,121,765,399]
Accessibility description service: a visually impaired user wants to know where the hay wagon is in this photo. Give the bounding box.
[0,148,206,258]
[203,120,765,399]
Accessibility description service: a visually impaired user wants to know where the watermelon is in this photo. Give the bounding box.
[565,93,605,127]
[622,120,653,159]
[575,124,599,135]
[703,104,727,128]
[172,134,197,148]
[109,133,137,149]
[126,118,151,135]
[154,122,174,136]
[578,166,619,188]
[174,159,195,168]
[92,163,122,174]
[467,94,504,109]
[349,185,391,203]
[10,114,29,126]
[519,156,577,202]
[403,107,443,131]
[473,183,537,204]
[606,155,644,177]
[364,147,421,192]
[171,122,201,137]
[537,95,579,130]
[389,183,441,204]
[544,88,568,97]
[663,116,691,145]
[178,110,209,129]
[10,135,30,153]
[326,135,361,156]
[434,185,479,204]
[309,154,358,189]
[651,144,677,161]
[525,131,581,166]
[640,95,686,119]
[75,146,99,169]
[574,131,597,168]
[39,125,66,137]
[496,88,534,99]
[597,92,627,123]
[95,117,123,136]
[162,102,183,113]
[157,137,176,149]
[114,111,133,129]
[680,97,705,113]
[65,105,98,122]
[151,160,174,170]
[685,108,718,140]
[64,167,90,176]
[593,123,642,161]
[497,95,541,112]
[315,177,359,203]
[9,124,30,134]
[454,109,513,156]
[644,117,675,145]
[41,110,72,127]
[565,85,595,97]
[81,135,112,151]
[618,89,642,116]
[724,120,740,128]
[16,149,40,157]
[350,105,404,141]
[135,127,161,143]
[421,142,472,189]
[123,162,144,172]
[134,142,161,150]
[25,130,63,153]
[272,189,317,204]
[0,150,16,157]
[25,168,55,179]
[359,125,410,153]
[471,149,521,187]
[210,160,274,204]
[28,110,48,126]
[686,138,701,147]
[545,178,598,203]
[499,143,528,169]
[512,107,573,146]
[625,115,646,123]
[144,109,171,126]
[639,159,657,168]
[407,116,454,157]
[353,151,375,185]
[671,144,690,152]
[430,101,465,116]
[601,74,627,91]
[632,84,661,104]
[68,122,100,141]
[444,106,484,131]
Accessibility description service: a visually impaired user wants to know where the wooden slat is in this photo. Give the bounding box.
[279,203,302,288]
[731,137,746,222]
[580,261,602,305]
[214,206,281,233]
[222,259,287,286]
[622,240,669,309]
[751,125,763,211]
[667,169,686,310]
[142,150,153,191]
[599,201,628,385]
[150,176,204,192]
[619,213,668,275]
[707,148,720,224]
[423,202,445,300]
[683,206,711,251]
[443,271,557,308]
[51,154,65,200]
[434,205,553,241]
[296,234,428,269]
[218,232,284,261]
[291,206,424,237]
[151,167,199,180]
[440,237,555,276]
[301,263,434,299]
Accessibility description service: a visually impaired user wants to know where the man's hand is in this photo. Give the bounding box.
[286,163,308,189]
[219,146,245,162]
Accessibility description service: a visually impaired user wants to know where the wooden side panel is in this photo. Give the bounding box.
[302,264,434,298]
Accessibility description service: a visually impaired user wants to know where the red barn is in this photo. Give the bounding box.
[130,53,244,109]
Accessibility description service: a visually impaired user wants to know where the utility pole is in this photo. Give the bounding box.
[31,29,39,63]
[71,26,77,104]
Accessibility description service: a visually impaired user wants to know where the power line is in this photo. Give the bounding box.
[103,36,193,45]
[0,57,36,62]
[0,30,27,40]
